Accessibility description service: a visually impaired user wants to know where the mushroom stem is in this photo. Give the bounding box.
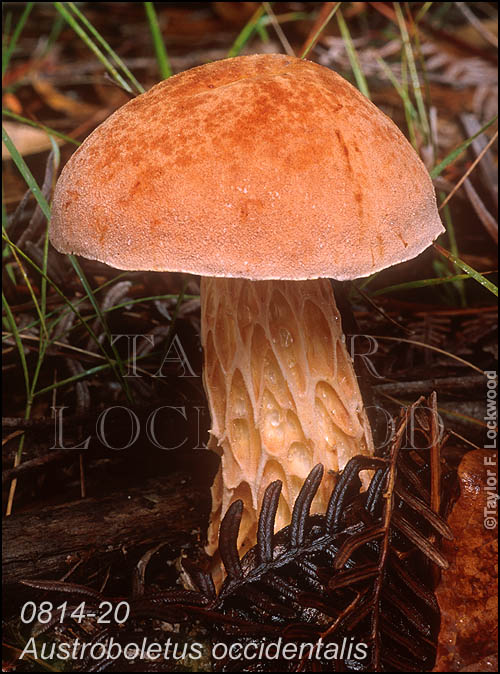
[201,277,374,562]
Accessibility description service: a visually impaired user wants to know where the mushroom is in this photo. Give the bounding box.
[50,54,444,569]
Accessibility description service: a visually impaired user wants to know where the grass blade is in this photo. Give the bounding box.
[66,2,144,93]
[370,271,497,297]
[434,243,498,297]
[415,2,434,23]
[439,130,499,211]
[300,3,340,59]
[1,234,131,392]
[2,127,131,381]
[2,291,196,343]
[376,56,418,146]
[2,2,34,77]
[2,109,80,146]
[2,125,51,220]
[53,2,135,94]
[439,195,466,306]
[41,140,60,327]
[336,8,370,98]
[144,2,172,79]
[430,115,498,179]
[2,292,30,397]
[3,229,48,338]
[34,364,111,397]
[262,2,294,55]
[406,3,436,158]
[68,255,133,402]
[227,4,268,58]
[394,2,429,141]
[400,47,418,149]
[371,334,484,374]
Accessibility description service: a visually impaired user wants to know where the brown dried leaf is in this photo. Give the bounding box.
[212,2,258,25]
[434,450,498,671]
[2,121,59,159]
[459,653,498,671]
[31,74,97,117]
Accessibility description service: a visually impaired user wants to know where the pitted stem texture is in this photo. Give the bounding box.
[201,277,374,560]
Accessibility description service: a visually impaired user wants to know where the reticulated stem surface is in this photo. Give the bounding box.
[201,277,374,564]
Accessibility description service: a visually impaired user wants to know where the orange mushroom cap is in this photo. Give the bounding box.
[50,54,443,279]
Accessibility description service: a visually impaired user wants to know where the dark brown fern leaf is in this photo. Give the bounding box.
[455,310,498,357]
[407,314,451,348]
[19,396,455,672]
[401,314,452,372]
[207,403,452,672]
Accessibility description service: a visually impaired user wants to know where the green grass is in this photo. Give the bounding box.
[300,3,341,59]
[53,2,144,94]
[336,7,370,98]
[2,2,34,77]
[227,4,269,58]
[430,115,498,178]
[144,1,172,79]
[370,270,497,297]
[2,291,30,397]
[2,125,52,219]
[2,109,81,146]
[434,244,498,298]
[438,195,466,306]
[394,2,430,143]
